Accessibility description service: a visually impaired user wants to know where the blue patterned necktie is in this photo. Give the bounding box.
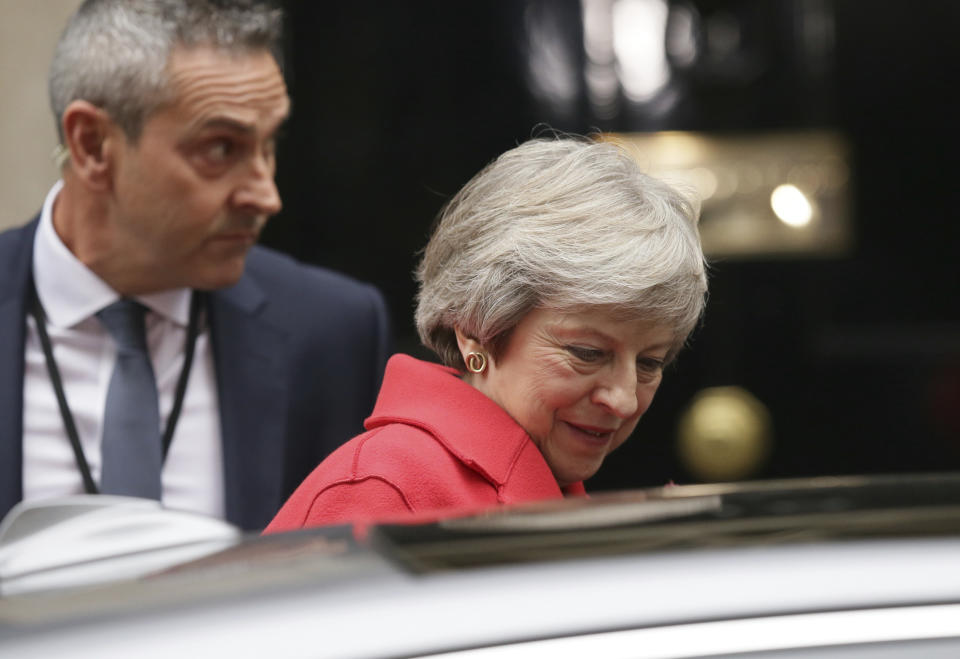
[96,299,162,499]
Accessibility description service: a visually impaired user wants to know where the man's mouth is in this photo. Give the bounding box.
[216,231,257,241]
[219,216,267,238]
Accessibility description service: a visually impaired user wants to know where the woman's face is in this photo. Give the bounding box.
[463,307,674,487]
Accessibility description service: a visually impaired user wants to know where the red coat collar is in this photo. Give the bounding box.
[366,354,584,496]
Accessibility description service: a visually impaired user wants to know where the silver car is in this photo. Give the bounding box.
[2,473,960,658]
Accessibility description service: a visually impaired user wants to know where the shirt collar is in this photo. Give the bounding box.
[32,180,192,329]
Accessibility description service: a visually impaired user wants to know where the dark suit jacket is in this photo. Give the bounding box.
[0,217,391,531]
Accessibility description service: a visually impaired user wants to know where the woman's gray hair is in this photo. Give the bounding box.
[415,136,708,370]
[49,0,283,143]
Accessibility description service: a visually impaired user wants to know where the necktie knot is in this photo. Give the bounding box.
[97,299,148,353]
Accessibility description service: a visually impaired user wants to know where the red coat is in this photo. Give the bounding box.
[264,354,585,533]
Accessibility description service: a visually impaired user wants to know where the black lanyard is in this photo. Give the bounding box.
[28,281,203,495]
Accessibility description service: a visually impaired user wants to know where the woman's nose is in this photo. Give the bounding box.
[591,367,640,419]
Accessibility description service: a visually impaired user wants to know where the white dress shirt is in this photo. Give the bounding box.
[22,181,225,519]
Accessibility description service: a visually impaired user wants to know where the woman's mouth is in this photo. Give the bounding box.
[564,421,616,443]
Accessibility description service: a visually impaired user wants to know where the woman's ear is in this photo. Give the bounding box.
[454,327,484,361]
[60,100,117,191]
[454,327,492,376]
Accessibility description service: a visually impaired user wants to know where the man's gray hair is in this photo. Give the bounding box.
[415,136,708,370]
[49,0,284,142]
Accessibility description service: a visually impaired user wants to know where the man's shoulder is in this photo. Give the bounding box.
[236,245,390,342]
[0,218,39,293]
[0,218,38,249]
[244,244,381,303]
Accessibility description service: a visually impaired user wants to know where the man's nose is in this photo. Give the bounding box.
[232,156,282,217]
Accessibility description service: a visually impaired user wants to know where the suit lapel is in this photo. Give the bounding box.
[0,219,38,519]
[208,270,290,530]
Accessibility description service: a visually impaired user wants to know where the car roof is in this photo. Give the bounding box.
[3,473,960,658]
[374,471,960,571]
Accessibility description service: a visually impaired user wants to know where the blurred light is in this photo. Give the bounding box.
[604,130,853,259]
[706,10,741,57]
[795,0,835,79]
[585,63,620,119]
[771,184,814,227]
[787,164,824,194]
[523,4,580,118]
[688,166,718,200]
[583,0,615,62]
[637,131,709,162]
[665,3,700,67]
[712,164,739,200]
[739,163,763,193]
[612,0,671,102]
[582,0,620,118]
[677,386,772,482]
[821,156,850,189]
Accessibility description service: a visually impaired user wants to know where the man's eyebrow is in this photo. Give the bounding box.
[196,112,290,136]
[194,117,257,134]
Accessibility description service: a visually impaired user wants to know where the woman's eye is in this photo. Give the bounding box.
[636,357,665,379]
[566,346,604,362]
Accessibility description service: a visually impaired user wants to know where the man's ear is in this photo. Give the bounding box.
[60,100,119,191]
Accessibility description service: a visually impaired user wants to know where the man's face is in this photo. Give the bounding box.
[108,46,290,292]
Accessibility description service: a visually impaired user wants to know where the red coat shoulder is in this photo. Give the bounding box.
[264,422,502,532]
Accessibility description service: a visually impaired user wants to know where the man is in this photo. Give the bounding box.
[0,0,391,531]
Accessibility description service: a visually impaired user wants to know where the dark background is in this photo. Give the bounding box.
[264,0,960,490]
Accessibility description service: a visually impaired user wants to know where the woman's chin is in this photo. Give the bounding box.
[547,452,606,487]
[538,423,616,486]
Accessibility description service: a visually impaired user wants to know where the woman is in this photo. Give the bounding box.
[265,136,707,532]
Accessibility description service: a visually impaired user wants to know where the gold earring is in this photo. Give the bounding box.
[465,351,487,374]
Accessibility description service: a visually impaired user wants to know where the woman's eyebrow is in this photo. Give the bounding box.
[551,325,615,342]
[554,325,672,354]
